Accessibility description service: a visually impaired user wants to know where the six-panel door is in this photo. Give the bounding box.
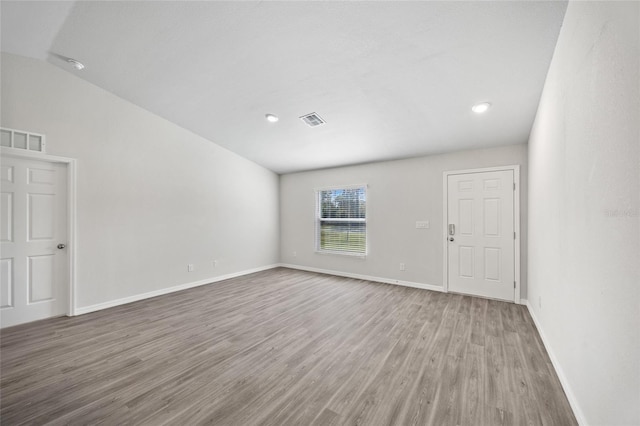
[1,157,68,328]
[447,170,515,301]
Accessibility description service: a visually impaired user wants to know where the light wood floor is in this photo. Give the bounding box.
[1,268,576,425]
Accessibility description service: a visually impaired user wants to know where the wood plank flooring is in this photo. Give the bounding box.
[0,267,577,425]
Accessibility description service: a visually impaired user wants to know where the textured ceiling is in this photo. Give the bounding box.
[1,1,567,173]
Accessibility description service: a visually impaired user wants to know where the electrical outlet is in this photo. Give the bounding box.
[400,263,406,271]
[188,264,194,272]
[213,260,217,268]
[415,221,429,229]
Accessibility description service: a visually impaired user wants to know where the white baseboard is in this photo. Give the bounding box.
[74,263,441,316]
[74,264,280,316]
[524,300,586,426]
[278,263,444,293]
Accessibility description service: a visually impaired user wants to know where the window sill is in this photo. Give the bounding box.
[315,250,367,259]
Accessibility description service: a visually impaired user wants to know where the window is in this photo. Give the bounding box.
[316,186,367,255]
[1,127,46,153]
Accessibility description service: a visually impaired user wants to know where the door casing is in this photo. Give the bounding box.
[442,165,521,304]
[1,147,77,318]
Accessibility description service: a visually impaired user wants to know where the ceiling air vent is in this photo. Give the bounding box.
[299,112,326,127]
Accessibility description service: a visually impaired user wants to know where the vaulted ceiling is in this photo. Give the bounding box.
[1,1,567,173]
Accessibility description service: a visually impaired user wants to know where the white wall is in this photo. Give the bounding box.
[527,2,639,425]
[1,53,280,309]
[280,144,528,297]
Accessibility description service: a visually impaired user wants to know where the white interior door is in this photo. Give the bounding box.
[447,170,515,301]
[1,156,68,328]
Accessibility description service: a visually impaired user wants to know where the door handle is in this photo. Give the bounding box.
[448,224,455,236]
[57,244,66,249]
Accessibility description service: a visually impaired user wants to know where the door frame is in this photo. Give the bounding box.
[442,165,521,304]
[1,147,78,316]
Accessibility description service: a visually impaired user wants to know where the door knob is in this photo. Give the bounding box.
[449,237,454,242]
[57,244,66,249]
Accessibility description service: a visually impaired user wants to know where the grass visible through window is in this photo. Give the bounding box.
[320,223,366,253]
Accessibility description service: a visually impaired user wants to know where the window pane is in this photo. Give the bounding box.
[14,132,27,149]
[320,187,366,219]
[28,135,42,151]
[320,221,366,253]
[0,130,11,147]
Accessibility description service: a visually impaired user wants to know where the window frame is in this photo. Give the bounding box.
[315,184,368,257]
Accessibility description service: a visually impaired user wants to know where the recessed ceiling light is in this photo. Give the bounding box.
[472,102,491,114]
[67,58,85,70]
[265,114,279,123]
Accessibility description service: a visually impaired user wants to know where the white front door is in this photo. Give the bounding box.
[447,170,515,302]
[1,156,68,327]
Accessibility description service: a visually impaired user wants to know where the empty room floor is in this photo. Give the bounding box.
[0,268,576,425]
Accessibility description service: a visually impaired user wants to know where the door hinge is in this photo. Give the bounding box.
[514,281,516,288]
[514,231,516,239]
[513,183,516,190]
